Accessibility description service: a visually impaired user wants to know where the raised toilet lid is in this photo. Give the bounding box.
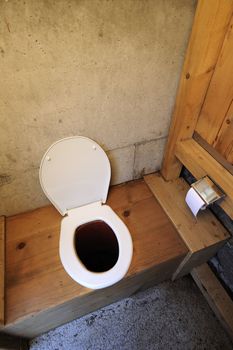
[39,136,111,216]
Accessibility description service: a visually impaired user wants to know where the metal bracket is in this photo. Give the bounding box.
[191,176,225,206]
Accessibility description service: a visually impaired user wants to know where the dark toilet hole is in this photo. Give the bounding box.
[74,220,119,273]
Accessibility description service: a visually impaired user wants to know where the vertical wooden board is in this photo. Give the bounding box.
[195,16,233,147]
[0,217,5,325]
[162,0,233,180]
[214,100,233,164]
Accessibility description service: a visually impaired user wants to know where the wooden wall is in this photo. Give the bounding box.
[161,0,233,180]
[161,0,233,218]
[195,15,233,164]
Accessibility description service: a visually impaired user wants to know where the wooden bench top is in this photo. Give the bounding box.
[4,179,188,330]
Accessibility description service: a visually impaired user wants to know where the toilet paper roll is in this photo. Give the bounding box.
[185,188,206,216]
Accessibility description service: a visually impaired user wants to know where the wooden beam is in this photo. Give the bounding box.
[161,0,233,180]
[0,217,5,326]
[191,264,233,340]
[175,139,233,218]
[193,132,233,175]
[144,173,229,279]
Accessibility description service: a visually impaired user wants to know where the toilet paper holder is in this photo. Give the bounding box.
[191,176,225,206]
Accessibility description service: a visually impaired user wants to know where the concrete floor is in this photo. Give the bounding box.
[30,276,232,350]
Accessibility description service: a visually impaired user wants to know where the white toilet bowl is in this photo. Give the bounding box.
[39,136,133,289]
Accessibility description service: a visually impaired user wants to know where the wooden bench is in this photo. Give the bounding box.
[0,179,188,338]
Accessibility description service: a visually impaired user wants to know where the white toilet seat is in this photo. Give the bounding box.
[59,201,133,289]
[39,136,133,290]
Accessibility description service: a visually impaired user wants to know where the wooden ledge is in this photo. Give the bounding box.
[2,179,187,338]
[144,173,229,279]
[175,139,233,219]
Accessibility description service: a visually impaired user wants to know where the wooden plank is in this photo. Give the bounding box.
[195,16,233,148]
[144,173,229,252]
[191,264,233,340]
[173,242,226,280]
[3,179,188,338]
[161,0,233,180]
[3,258,181,338]
[214,100,233,164]
[193,132,233,175]
[144,174,229,280]
[0,216,5,326]
[218,199,233,220]
[175,139,233,218]
[144,173,229,280]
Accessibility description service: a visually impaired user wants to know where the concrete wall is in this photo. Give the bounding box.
[0,0,196,216]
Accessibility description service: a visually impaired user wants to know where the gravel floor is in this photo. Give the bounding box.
[30,276,233,350]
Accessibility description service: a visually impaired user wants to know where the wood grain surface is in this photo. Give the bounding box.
[161,0,233,179]
[3,179,187,337]
[195,15,233,157]
[191,264,233,340]
[144,173,229,279]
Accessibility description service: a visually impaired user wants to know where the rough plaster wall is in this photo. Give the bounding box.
[0,0,196,216]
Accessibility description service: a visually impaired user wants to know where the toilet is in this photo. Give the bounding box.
[39,136,133,289]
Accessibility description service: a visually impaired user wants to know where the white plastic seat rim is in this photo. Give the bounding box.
[59,202,133,289]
